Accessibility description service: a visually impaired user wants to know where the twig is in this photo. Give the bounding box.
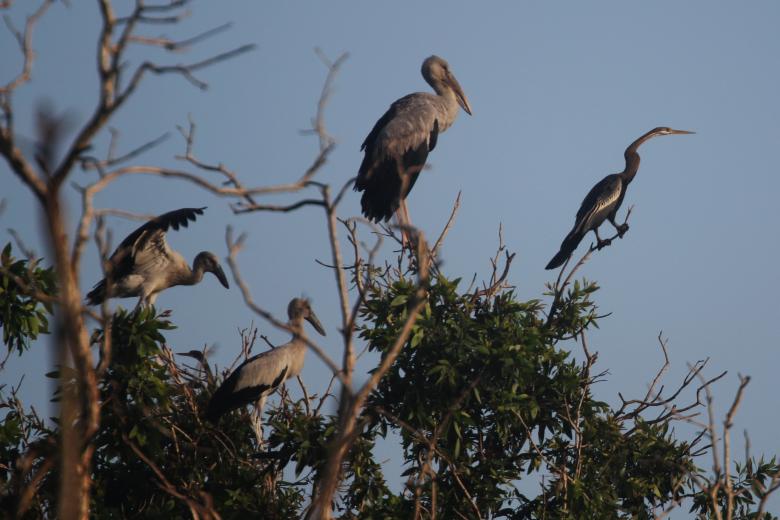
[233,198,325,214]
[430,191,461,260]
[176,115,257,208]
[127,22,231,51]
[0,0,54,94]
[588,205,634,252]
[722,375,751,519]
[310,236,429,518]
[545,248,593,327]
[471,225,516,302]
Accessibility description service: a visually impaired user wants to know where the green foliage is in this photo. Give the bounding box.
[689,456,780,519]
[525,416,696,518]
[0,254,778,518]
[0,384,55,517]
[359,272,700,518]
[86,307,304,518]
[0,243,56,356]
[544,277,601,340]
[362,276,581,516]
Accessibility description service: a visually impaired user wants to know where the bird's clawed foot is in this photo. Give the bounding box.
[616,223,629,238]
[596,238,612,250]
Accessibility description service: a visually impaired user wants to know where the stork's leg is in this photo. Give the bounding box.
[251,395,267,450]
[608,215,629,237]
[593,228,611,250]
[398,199,413,249]
[136,290,156,311]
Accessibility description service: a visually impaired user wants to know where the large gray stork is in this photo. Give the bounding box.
[354,55,472,229]
[205,298,326,446]
[545,127,694,270]
[86,207,229,306]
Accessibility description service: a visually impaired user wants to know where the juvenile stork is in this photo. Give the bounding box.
[354,55,472,233]
[86,207,229,306]
[545,127,694,270]
[205,298,326,446]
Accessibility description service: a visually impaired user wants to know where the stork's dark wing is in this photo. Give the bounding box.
[113,207,206,255]
[402,118,438,199]
[360,96,405,151]
[205,349,287,422]
[106,207,205,278]
[355,94,415,189]
[355,94,440,222]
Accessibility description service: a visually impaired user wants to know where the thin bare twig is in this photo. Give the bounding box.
[430,191,461,260]
[128,22,231,51]
[471,224,516,302]
[0,0,54,94]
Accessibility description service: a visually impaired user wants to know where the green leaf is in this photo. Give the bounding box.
[390,294,408,307]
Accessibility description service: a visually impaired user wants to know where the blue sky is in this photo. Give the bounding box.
[2,0,779,503]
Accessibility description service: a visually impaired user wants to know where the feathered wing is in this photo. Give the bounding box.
[86,207,205,304]
[205,349,289,422]
[113,207,205,256]
[85,280,108,306]
[573,175,623,236]
[355,94,441,222]
[110,207,205,278]
[546,175,623,270]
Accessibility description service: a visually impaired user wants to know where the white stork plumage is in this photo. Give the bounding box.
[354,55,472,229]
[86,207,229,307]
[205,298,326,447]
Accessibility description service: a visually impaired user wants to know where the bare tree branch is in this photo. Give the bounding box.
[127,22,231,51]
[0,0,53,94]
[310,233,430,519]
[430,191,461,260]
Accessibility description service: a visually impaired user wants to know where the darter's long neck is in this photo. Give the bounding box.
[622,129,658,185]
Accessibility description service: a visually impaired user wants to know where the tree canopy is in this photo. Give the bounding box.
[1,243,779,518]
[0,1,778,519]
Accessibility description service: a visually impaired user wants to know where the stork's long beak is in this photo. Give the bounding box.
[448,74,472,116]
[305,311,326,336]
[176,350,206,362]
[212,265,230,289]
[669,129,695,135]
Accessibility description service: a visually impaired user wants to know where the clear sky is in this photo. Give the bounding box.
[2,0,779,502]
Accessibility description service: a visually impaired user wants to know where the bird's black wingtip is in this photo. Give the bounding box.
[169,207,207,231]
[186,207,206,221]
[359,199,394,224]
[85,280,106,305]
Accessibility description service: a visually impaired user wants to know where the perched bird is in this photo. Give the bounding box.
[205,298,326,446]
[354,55,472,230]
[546,127,694,270]
[86,207,229,306]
